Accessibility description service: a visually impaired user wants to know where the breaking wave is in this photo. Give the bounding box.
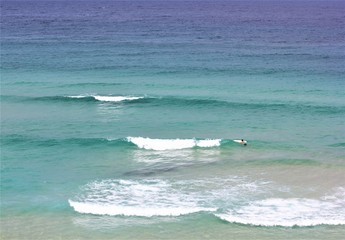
[67,95,144,102]
[2,94,343,114]
[216,188,345,227]
[69,179,216,217]
[4,95,147,104]
[69,178,345,227]
[68,201,213,217]
[126,137,222,150]
[2,135,235,150]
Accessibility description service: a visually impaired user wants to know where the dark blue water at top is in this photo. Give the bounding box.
[1,0,345,76]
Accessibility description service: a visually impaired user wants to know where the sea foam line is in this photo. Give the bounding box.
[126,137,222,150]
[68,95,143,102]
[69,179,345,227]
[68,179,217,217]
[69,201,214,217]
[216,195,345,227]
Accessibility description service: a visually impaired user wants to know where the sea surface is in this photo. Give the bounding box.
[1,0,345,239]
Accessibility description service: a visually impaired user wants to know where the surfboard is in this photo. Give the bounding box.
[233,139,247,144]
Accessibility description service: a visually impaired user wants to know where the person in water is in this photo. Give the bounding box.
[241,139,247,146]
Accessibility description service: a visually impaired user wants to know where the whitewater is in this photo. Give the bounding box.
[69,179,345,227]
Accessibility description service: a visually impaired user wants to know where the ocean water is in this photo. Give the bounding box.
[1,0,345,239]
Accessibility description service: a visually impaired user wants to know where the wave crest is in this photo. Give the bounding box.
[126,137,222,150]
[68,95,144,102]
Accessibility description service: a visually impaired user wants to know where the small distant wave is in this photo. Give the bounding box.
[67,95,144,102]
[126,137,222,150]
[2,94,344,114]
[216,188,345,227]
[17,95,146,104]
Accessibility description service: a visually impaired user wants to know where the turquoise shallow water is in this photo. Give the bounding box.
[1,0,345,239]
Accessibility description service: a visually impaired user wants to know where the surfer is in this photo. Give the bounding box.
[233,139,247,146]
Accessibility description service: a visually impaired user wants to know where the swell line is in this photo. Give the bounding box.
[1,135,129,148]
[1,94,344,114]
[1,95,147,104]
[2,135,235,150]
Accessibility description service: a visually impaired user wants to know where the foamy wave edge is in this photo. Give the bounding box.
[215,197,345,227]
[68,200,215,217]
[216,215,345,227]
[126,137,222,150]
[68,95,143,102]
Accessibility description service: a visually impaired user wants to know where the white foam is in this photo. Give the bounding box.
[127,137,221,150]
[93,96,142,102]
[69,179,216,217]
[197,139,222,148]
[67,95,143,102]
[69,178,345,226]
[68,95,87,98]
[216,190,345,227]
[69,201,213,217]
[69,177,261,217]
